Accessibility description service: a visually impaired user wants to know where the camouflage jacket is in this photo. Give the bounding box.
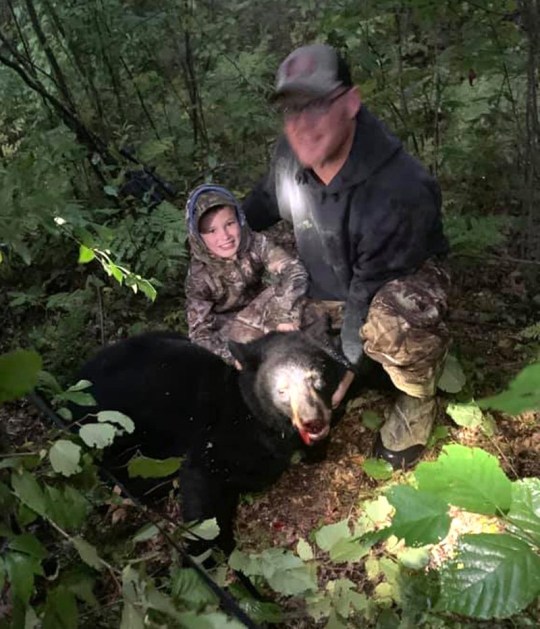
[185,230,308,362]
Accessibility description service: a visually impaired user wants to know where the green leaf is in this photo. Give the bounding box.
[329,538,370,563]
[176,612,245,628]
[479,363,540,414]
[229,548,317,596]
[66,379,92,392]
[315,519,351,552]
[103,185,118,197]
[4,551,42,604]
[49,440,82,476]
[171,567,218,606]
[0,349,42,404]
[362,458,393,480]
[105,262,124,284]
[127,455,182,478]
[427,425,450,448]
[44,485,89,531]
[507,478,540,546]
[120,602,145,629]
[387,485,451,546]
[9,534,47,560]
[58,390,95,407]
[78,245,95,264]
[79,422,116,448]
[96,410,135,433]
[42,587,78,629]
[234,596,283,624]
[184,518,220,541]
[11,469,46,516]
[72,537,102,571]
[437,533,540,619]
[415,445,512,515]
[437,354,466,393]
[446,400,483,428]
[398,546,431,570]
[266,563,317,596]
[133,523,160,544]
[136,278,157,302]
[361,410,383,430]
[296,538,314,561]
[328,578,368,618]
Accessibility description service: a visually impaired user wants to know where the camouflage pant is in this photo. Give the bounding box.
[304,259,451,398]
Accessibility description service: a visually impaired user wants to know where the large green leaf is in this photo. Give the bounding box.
[387,485,451,546]
[42,587,78,629]
[96,410,135,433]
[0,349,42,404]
[4,551,42,605]
[362,458,393,480]
[229,548,317,596]
[127,455,182,478]
[415,445,512,515]
[176,612,245,628]
[11,469,46,516]
[79,422,116,448]
[437,533,540,619]
[9,534,47,560]
[49,440,82,476]
[315,519,351,552]
[479,362,540,414]
[72,537,102,571]
[507,478,540,546]
[446,401,483,428]
[437,354,466,393]
[44,485,89,531]
[171,568,217,607]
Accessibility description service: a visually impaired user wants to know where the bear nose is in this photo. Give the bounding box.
[302,419,326,434]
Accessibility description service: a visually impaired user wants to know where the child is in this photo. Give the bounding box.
[185,184,309,364]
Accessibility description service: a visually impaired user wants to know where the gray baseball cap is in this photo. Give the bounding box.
[273,43,352,103]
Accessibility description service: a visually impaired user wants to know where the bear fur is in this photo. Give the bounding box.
[71,328,348,557]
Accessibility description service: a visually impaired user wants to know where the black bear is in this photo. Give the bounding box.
[71,327,348,557]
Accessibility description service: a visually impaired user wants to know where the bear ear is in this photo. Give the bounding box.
[228,339,261,371]
[303,314,333,342]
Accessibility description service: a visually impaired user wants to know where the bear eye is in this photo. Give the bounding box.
[311,375,324,391]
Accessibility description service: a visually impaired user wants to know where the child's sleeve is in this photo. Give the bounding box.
[256,233,309,325]
[185,269,234,364]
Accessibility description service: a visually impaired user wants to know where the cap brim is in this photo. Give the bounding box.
[270,85,335,105]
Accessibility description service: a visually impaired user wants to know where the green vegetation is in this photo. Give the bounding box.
[1,0,539,626]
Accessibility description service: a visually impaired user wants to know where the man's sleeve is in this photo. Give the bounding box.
[341,183,444,365]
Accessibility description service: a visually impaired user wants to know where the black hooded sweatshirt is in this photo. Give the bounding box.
[242,106,449,365]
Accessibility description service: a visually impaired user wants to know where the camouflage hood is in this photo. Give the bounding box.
[186,184,251,263]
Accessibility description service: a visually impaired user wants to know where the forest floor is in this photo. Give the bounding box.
[1,256,539,628]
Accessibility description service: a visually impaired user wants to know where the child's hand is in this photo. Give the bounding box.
[276,322,300,332]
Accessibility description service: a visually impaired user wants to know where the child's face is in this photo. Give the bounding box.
[199,205,241,259]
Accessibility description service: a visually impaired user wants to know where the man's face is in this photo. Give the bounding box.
[282,88,358,170]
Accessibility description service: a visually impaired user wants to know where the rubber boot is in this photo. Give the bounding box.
[373,393,437,470]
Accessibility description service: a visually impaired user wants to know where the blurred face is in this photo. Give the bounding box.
[281,88,360,171]
[199,205,241,258]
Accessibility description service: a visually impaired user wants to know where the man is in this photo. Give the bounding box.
[242,43,450,469]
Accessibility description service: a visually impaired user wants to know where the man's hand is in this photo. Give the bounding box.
[331,370,355,409]
[276,322,300,332]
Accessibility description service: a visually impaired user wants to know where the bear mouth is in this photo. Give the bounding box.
[297,419,330,445]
